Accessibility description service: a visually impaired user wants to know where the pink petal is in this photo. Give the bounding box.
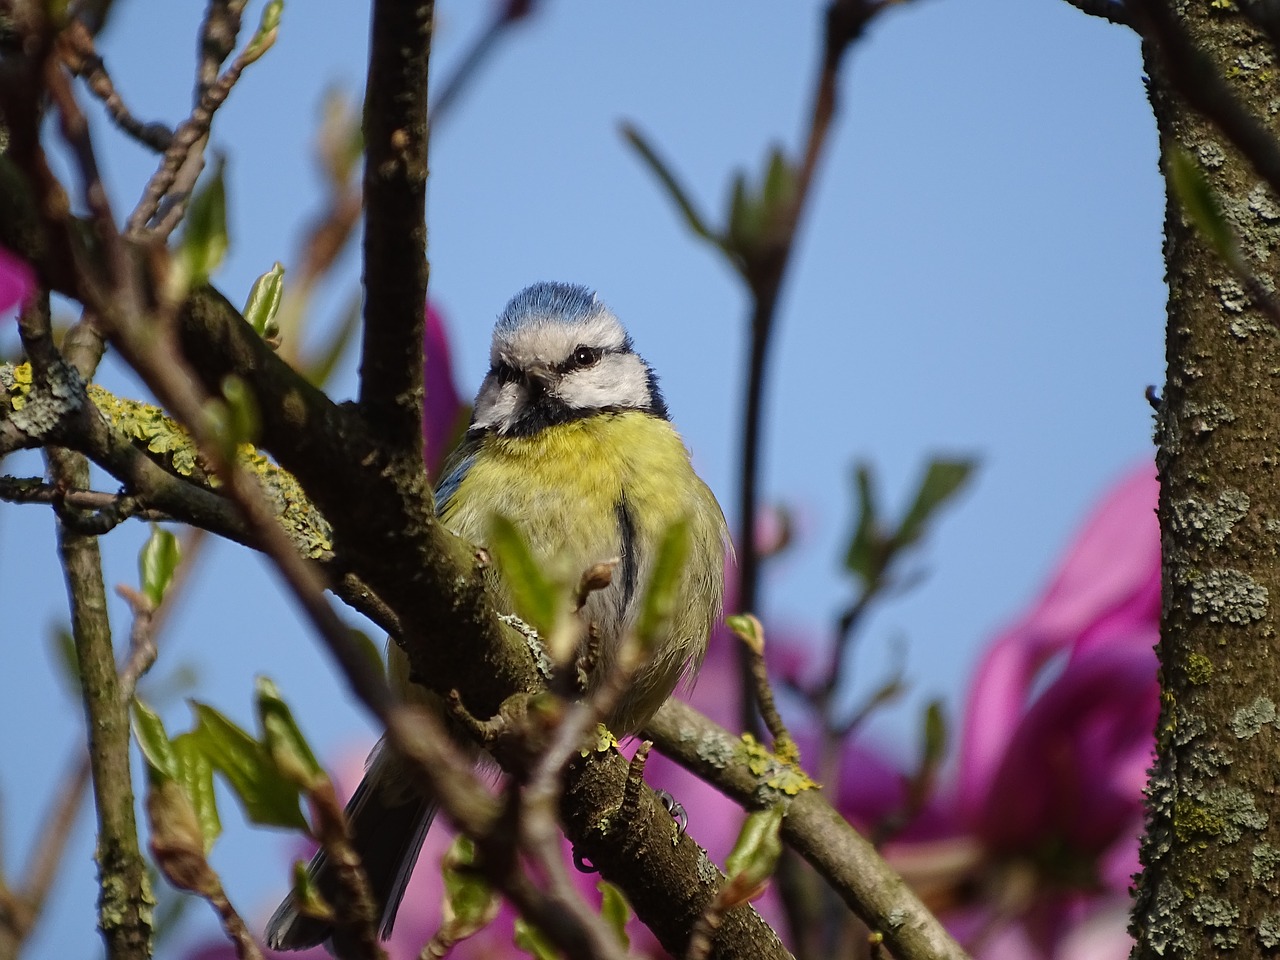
[958,464,1158,811]
[0,246,35,314]
[423,303,463,477]
[975,643,1157,856]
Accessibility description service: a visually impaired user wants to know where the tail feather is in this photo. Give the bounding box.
[265,745,436,952]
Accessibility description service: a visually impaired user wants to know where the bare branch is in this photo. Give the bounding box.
[358,0,432,453]
[57,19,172,152]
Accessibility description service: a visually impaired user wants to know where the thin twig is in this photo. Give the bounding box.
[115,585,159,703]
[195,0,249,102]
[734,0,882,738]
[0,478,165,524]
[57,19,172,152]
[127,20,262,237]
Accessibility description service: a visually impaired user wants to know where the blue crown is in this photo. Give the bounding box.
[496,282,605,333]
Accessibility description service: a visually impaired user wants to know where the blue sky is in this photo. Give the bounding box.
[0,1,1162,954]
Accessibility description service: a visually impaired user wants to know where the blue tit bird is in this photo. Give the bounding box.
[266,282,728,953]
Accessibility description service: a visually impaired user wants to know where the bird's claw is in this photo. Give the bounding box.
[655,788,688,836]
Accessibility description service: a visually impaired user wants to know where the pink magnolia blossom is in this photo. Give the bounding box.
[837,464,1160,959]
[0,246,35,315]
[423,303,463,478]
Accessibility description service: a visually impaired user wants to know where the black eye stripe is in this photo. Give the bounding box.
[491,363,519,384]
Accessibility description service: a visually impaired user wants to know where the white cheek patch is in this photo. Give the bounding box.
[558,355,652,410]
[471,378,523,431]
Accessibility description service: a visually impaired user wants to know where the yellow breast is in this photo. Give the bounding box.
[438,411,727,733]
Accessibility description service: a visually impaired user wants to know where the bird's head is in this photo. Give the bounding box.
[470,282,669,437]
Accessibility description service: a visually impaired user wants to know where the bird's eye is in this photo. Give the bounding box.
[572,346,600,368]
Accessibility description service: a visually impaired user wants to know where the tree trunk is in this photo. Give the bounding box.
[1136,7,1280,958]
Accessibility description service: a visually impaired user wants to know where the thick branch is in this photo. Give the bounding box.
[358,0,432,453]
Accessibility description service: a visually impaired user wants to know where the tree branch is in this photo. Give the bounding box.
[358,0,432,453]
[645,700,970,960]
[48,442,155,960]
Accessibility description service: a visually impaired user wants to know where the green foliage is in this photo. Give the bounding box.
[513,917,561,960]
[133,697,179,782]
[597,881,631,949]
[177,158,229,290]
[624,125,799,286]
[634,518,690,650]
[188,701,309,831]
[439,836,500,946]
[725,804,785,900]
[304,289,362,387]
[288,859,333,923]
[920,697,947,773]
[243,261,285,341]
[843,457,976,591]
[130,680,327,865]
[725,612,764,655]
[242,0,284,65]
[255,676,324,791]
[139,524,181,608]
[488,514,560,639]
[171,734,221,849]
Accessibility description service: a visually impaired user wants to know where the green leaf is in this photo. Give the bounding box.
[242,0,284,64]
[219,375,260,448]
[920,698,948,772]
[487,514,559,638]
[139,524,181,608]
[255,676,324,791]
[726,169,754,252]
[634,518,690,648]
[621,123,717,244]
[842,463,881,584]
[761,145,797,215]
[1169,147,1239,265]
[513,918,561,960]
[188,702,307,831]
[597,881,631,949]
[895,458,976,548]
[725,613,764,656]
[173,732,221,849]
[243,262,285,339]
[289,859,333,922]
[132,697,178,782]
[725,804,784,890]
[179,157,229,286]
[440,836,500,943]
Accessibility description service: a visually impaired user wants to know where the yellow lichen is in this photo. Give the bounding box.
[1185,653,1215,685]
[740,733,817,796]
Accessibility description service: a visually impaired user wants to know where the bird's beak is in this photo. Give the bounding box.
[523,364,555,396]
